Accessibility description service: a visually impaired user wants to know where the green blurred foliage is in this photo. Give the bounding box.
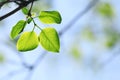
[96,2,114,18]
[104,27,120,48]
[81,26,96,41]
[0,53,5,63]
[68,1,119,67]
[71,47,82,60]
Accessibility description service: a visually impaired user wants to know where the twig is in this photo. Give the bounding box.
[0,0,35,21]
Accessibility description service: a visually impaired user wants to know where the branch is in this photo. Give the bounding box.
[0,0,35,21]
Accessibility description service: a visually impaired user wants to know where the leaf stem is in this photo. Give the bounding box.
[28,1,34,16]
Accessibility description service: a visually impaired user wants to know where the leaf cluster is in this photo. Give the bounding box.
[10,7,62,53]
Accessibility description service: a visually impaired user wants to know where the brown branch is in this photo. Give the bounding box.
[0,0,35,21]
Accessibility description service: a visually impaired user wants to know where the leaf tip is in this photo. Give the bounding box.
[56,50,60,53]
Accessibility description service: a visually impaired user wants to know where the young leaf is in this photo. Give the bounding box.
[17,31,39,52]
[39,27,60,52]
[39,11,62,24]
[22,7,29,15]
[10,20,26,39]
[27,17,33,24]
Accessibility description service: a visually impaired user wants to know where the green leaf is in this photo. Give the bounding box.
[10,20,26,39]
[96,3,114,17]
[39,27,60,52]
[17,31,39,52]
[27,17,33,24]
[22,7,29,15]
[39,11,62,24]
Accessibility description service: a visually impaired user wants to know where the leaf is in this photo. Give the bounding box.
[22,7,29,15]
[17,31,39,52]
[39,11,62,24]
[27,17,33,24]
[39,27,60,52]
[96,3,114,17]
[10,20,26,39]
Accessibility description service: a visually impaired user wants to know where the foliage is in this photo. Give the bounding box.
[10,3,62,53]
[39,27,60,52]
[39,11,62,24]
[17,31,39,51]
[10,20,27,39]
[96,2,114,18]
[0,53,5,63]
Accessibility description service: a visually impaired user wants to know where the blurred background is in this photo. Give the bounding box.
[0,0,120,80]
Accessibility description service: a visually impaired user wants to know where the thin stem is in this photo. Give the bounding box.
[31,17,42,31]
[28,1,34,16]
[35,24,42,31]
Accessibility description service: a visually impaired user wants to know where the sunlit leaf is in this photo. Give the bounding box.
[39,27,60,52]
[17,31,39,52]
[39,11,62,24]
[22,7,29,15]
[10,20,26,39]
